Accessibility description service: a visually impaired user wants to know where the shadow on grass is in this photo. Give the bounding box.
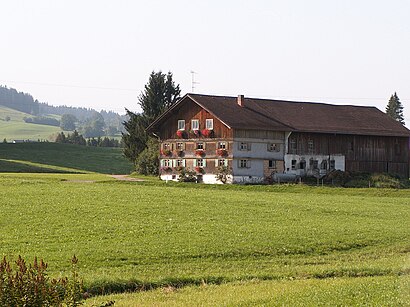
[0,159,82,173]
[85,268,401,297]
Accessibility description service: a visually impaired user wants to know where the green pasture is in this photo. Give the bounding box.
[0,106,62,141]
[0,142,133,174]
[0,173,409,305]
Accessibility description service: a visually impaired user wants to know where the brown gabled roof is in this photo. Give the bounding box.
[148,93,410,137]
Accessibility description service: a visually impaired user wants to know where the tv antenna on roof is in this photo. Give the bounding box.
[190,70,199,93]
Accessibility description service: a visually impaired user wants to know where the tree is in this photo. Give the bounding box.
[60,114,77,131]
[122,71,181,166]
[386,92,405,124]
[135,137,160,175]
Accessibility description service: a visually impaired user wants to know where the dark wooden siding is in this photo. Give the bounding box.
[158,99,232,140]
[288,132,409,177]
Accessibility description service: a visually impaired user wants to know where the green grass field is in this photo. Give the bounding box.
[0,142,133,174]
[0,172,409,305]
[0,106,63,141]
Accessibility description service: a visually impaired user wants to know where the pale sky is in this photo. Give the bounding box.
[1,0,410,125]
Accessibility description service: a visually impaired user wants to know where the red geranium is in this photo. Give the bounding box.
[202,129,213,138]
[216,148,228,157]
[195,149,205,157]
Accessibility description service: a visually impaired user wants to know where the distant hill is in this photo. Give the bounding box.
[0,106,63,141]
[0,85,127,138]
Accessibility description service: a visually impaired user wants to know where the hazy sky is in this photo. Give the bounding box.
[1,0,409,125]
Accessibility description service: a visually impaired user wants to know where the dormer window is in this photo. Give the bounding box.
[206,119,213,130]
[178,120,185,130]
[191,119,199,130]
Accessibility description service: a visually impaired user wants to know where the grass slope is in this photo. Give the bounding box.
[0,106,62,141]
[0,142,133,174]
[0,174,408,305]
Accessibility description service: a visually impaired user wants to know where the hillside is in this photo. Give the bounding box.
[0,106,63,141]
[0,142,133,174]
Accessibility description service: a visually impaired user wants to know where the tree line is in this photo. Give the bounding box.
[0,85,39,114]
[55,131,120,147]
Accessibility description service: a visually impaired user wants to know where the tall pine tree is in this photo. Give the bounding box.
[122,71,181,164]
[386,92,405,124]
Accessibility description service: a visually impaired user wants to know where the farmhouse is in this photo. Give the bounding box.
[147,94,410,183]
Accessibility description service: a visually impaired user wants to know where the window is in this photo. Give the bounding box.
[206,119,213,130]
[218,159,227,166]
[176,142,184,150]
[218,142,226,149]
[268,160,276,168]
[330,160,335,170]
[291,160,296,170]
[196,159,204,167]
[196,142,204,150]
[191,119,199,130]
[238,159,250,168]
[178,120,185,130]
[267,143,280,152]
[176,159,184,167]
[163,143,170,150]
[321,160,328,170]
[299,160,306,170]
[163,159,171,167]
[308,140,314,153]
[290,139,297,153]
[239,142,250,151]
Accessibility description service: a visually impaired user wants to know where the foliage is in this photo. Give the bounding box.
[0,255,83,306]
[122,71,181,174]
[122,111,148,162]
[55,131,86,146]
[177,168,197,182]
[0,85,39,115]
[135,137,160,176]
[86,137,120,148]
[60,114,78,131]
[23,115,60,127]
[81,112,106,138]
[215,165,232,184]
[385,92,404,124]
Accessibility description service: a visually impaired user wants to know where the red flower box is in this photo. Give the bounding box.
[201,129,213,138]
[195,149,205,157]
[195,166,204,174]
[191,129,201,137]
[161,166,172,173]
[216,148,228,157]
[176,130,186,138]
[160,149,172,156]
[174,150,184,157]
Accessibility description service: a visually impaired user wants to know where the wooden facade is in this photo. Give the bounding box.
[288,132,409,176]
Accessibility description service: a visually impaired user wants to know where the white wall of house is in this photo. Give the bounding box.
[284,154,345,177]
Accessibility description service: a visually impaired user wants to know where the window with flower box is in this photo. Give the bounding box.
[206,119,213,130]
[194,159,206,167]
[238,159,250,168]
[176,159,185,167]
[196,142,204,150]
[218,142,226,149]
[163,143,170,150]
[191,119,199,130]
[162,159,171,167]
[216,159,228,167]
[178,120,185,130]
[176,142,184,150]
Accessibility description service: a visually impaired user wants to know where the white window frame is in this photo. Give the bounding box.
[176,159,184,167]
[206,119,213,130]
[268,160,276,168]
[196,142,204,150]
[163,159,171,167]
[291,159,296,170]
[176,142,184,150]
[178,120,185,130]
[191,119,199,130]
[218,142,226,149]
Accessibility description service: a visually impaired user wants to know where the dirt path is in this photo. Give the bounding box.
[110,175,144,182]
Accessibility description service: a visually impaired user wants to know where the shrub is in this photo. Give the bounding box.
[0,255,83,307]
[177,168,197,182]
[215,165,232,184]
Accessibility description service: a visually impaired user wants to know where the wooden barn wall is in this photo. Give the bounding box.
[157,99,232,140]
[288,132,409,176]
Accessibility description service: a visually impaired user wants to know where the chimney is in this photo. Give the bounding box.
[237,95,245,107]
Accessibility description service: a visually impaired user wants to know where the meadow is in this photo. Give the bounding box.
[0,171,409,305]
[0,142,133,174]
[0,106,63,141]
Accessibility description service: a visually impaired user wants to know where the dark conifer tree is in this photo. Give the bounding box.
[386,92,405,124]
